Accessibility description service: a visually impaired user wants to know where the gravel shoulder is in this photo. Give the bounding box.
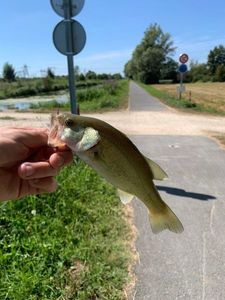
[1,108,225,139]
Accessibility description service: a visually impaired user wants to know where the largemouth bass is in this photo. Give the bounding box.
[48,113,183,234]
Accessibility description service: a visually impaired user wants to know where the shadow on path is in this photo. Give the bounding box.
[156,185,216,201]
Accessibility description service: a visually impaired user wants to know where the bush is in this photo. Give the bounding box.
[103,80,118,95]
[77,88,105,102]
[10,86,37,97]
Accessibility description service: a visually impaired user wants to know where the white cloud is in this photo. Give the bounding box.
[74,48,133,74]
[77,49,133,63]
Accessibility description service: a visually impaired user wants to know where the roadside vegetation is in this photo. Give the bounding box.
[0,64,128,113]
[0,76,99,100]
[0,158,132,300]
[142,82,225,115]
[0,67,133,299]
[0,64,123,100]
[29,80,129,113]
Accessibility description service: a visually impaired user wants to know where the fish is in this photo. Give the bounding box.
[48,113,183,234]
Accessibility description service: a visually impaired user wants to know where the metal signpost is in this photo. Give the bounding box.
[177,53,189,99]
[51,0,86,114]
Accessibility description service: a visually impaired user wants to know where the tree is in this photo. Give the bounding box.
[112,73,123,80]
[97,73,110,80]
[3,62,16,82]
[160,58,178,82]
[78,73,86,81]
[215,64,225,82]
[86,70,97,80]
[207,45,225,75]
[47,67,55,79]
[74,65,80,77]
[124,60,135,79]
[187,61,209,82]
[124,24,175,83]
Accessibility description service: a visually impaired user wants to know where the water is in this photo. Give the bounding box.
[0,102,31,110]
[0,94,68,111]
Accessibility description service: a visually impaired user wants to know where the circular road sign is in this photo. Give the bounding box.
[51,0,85,18]
[53,19,86,55]
[178,64,188,73]
[179,53,189,64]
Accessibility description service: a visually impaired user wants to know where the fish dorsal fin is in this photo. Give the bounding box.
[144,156,168,180]
[117,189,134,205]
[76,127,101,152]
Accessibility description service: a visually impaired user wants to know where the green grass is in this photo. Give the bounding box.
[29,80,129,113]
[140,83,224,115]
[0,78,100,100]
[0,158,131,299]
[0,116,16,120]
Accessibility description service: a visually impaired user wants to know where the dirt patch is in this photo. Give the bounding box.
[1,108,225,138]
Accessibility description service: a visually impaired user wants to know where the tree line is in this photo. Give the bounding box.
[1,63,123,82]
[124,23,225,83]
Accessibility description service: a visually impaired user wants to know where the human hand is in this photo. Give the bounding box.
[0,127,73,201]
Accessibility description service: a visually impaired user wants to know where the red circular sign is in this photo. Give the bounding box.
[179,53,189,64]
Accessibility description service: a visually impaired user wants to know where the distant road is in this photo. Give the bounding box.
[129,81,166,111]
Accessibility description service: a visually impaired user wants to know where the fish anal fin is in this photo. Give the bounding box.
[117,189,134,205]
[144,156,168,180]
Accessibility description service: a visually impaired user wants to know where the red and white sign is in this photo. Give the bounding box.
[179,53,189,64]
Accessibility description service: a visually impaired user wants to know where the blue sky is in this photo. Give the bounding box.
[0,0,225,76]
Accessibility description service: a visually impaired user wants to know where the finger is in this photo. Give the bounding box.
[14,128,49,148]
[49,151,73,169]
[18,150,73,179]
[18,161,57,179]
[28,177,58,193]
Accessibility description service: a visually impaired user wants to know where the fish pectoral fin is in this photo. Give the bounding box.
[144,156,168,180]
[76,127,101,151]
[117,189,134,205]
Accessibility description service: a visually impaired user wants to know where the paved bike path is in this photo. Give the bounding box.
[129,82,225,300]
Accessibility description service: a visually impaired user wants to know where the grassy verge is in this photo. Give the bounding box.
[0,158,132,299]
[0,78,100,100]
[140,83,224,115]
[28,80,129,113]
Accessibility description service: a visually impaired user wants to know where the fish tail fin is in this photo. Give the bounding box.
[148,204,184,234]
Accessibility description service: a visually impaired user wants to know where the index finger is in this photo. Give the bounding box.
[13,128,49,148]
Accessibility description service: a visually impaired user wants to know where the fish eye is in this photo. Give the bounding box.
[65,118,74,127]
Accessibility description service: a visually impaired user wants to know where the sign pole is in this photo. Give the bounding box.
[179,72,183,100]
[67,54,77,114]
[51,0,86,115]
[64,0,77,114]
[177,53,189,100]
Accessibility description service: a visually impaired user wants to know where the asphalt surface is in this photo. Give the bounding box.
[129,82,225,300]
[129,82,167,111]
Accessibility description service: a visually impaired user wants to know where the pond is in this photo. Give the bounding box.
[0,94,68,111]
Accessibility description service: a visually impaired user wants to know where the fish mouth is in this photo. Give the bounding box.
[48,115,66,147]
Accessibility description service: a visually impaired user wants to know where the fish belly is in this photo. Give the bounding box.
[76,147,142,195]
